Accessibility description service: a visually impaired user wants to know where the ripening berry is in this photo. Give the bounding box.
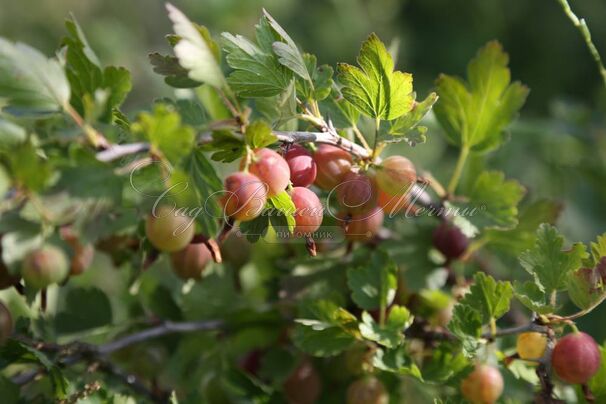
[283,359,322,404]
[70,244,94,275]
[377,188,410,216]
[0,301,12,345]
[245,148,290,196]
[290,187,324,236]
[336,171,377,214]
[516,332,547,360]
[313,144,353,191]
[460,364,504,404]
[221,172,268,222]
[552,332,601,384]
[145,205,195,252]
[22,245,69,289]
[346,377,389,404]
[375,155,416,196]
[342,207,384,242]
[170,243,212,280]
[286,145,317,188]
[432,222,469,260]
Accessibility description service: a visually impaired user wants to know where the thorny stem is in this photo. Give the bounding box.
[556,0,606,88]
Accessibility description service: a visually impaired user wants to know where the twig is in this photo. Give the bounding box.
[556,0,606,88]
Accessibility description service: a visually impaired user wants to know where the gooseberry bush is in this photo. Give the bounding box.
[0,3,605,403]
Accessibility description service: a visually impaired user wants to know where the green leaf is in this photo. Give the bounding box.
[166,4,226,89]
[5,141,52,192]
[293,300,358,357]
[268,191,296,234]
[296,54,334,101]
[245,120,277,148]
[347,249,398,310]
[565,267,603,310]
[149,52,201,88]
[201,129,246,163]
[460,272,513,323]
[519,224,588,295]
[0,38,70,115]
[262,10,310,82]
[589,343,606,399]
[184,149,223,236]
[387,92,438,146]
[0,119,26,149]
[447,304,482,358]
[590,233,606,265]
[421,344,469,382]
[255,80,298,130]
[63,17,132,122]
[337,33,414,120]
[0,375,18,404]
[451,171,525,230]
[513,281,554,314]
[55,287,113,334]
[359,306,413,348]
[132,104,195,164]
[238,213,269,242]
[320,87,361,128]
[434,41,529,153]
[372,346,423,379]
[486,199,562,255]
[222,15,292,98]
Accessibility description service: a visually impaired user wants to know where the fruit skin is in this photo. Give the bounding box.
[377,188,410,216]
[170,243,212,280]
[460,364,504,404]
[341,207,384,242]
[283,359,322,404]
[346,377,389,404]
[552,332,601,384]
[285,145,317,188]
[516,332,547,360]
[375,155,416,196]
[0,301,12,345]
[336,171,377,214]
[22,245,69,289]
[145,205,195,252]
[245,148,290,197]
[290,187,324,236]
[432,222,469,260]
[70,244,94,275]
[313,144,353,191]
[221,172,268,222]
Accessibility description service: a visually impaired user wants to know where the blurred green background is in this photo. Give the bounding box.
[1,0,606,333]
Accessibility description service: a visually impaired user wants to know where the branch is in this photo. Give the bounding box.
[273,130,370,160]
[556,0,606,88]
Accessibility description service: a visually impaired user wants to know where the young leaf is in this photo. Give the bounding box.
[565,267,603,310]
[591,233,606,265]
[387,92,438,146]
[460,272,513,323]
[372,346,423,379]
[132,104,195,164]
[0,38,70,115]
[451,170,525,230]
[293,300,358,357]
[337,33,414,121]
[149,52,201,88]
[262,10,310,82]
[296,54,334,101]
[268,191,296,234]
[166,4,226,89]
[184,149,222,235]
[359,306,413,348]
[513,281,555,314]
[519,224,588,296]
[245,120,278,149]
[347,249,398,310]
[434,41,529,153]
[447,304,482,358]
[63,17,132,122]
